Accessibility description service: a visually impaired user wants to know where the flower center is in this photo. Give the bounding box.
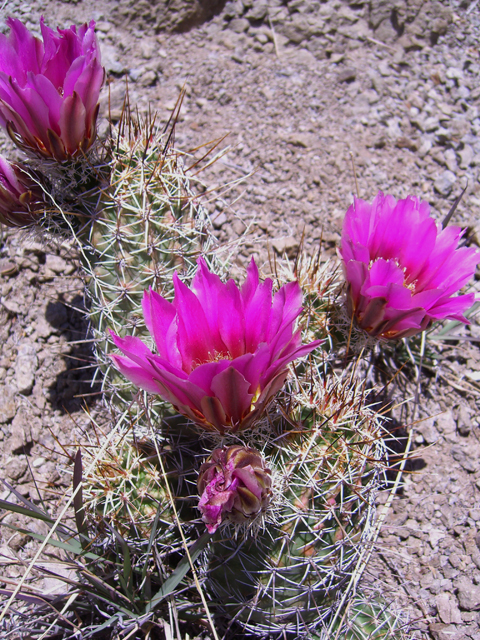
[369,257,418,294]
[192,349,232,369]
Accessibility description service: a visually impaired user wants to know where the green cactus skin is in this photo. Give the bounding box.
[317,592,410,640]
[82,416,202,553]
[75,113,218,403]
[205,375,385,639]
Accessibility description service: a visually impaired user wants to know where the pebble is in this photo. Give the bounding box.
[229,18,250,34]
[272,236,299,258]
[0,385,16,424]
[458,144,474,169]
[429,623,464,640]
[456,576,480,611]
[101,43,125,75]
[436,593,463,624]
[212,211,227,228]
[5,456,27,481]
[450,445,476,474]
[434,170,457,195]
[15,342,38,395]
[337,68,357,83]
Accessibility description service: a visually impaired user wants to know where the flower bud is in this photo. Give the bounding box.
[197,446,272,533]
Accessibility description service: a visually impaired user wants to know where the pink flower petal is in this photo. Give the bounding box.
[173,271,214,371]
[210,366,253,425]
[142,289,182,368]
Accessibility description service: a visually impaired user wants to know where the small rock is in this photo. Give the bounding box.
[139,69,157,87]
[458,144,474,169]
[436,592,463,624]
[1,296,20,314]
[15,343,38,395]
[272,236,299,258]
[0,385,16,423]
[95,21,112,33]
[0,259,18,277]
[140,40,156,59]
[457,576,480,610]
[446,67,463,80]
[5,457,28,481]
[287,48,316,67]
[451,445,476,473]
[129,68,142,82]
[6,423,31,455]
[455,403,472,437]
[429,623,464,640]
[35,314,54,339]
[469,509,480,522]
[429,529,446,548]
[101,43,124,75]
[280,14,324,44]
[424,116,440,132]
[285,132,312,148]
[245,1,268,21]
[434,170,457,196]
[45,254,68,275]
[417,418,440,444]
[231,51,245,64]
[396,137,418,152]
[229,18,250,33]
[418,137,432,158]
[450,117,469,140]
[369,0,391,29]
[212,211,227,229]
[337,68,357,83]
[445,148,458,172]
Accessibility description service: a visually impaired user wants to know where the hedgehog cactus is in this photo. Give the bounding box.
[205,373,384,638]
[319,592,409,640]
[75,111,217,403]
[81,421,199,546]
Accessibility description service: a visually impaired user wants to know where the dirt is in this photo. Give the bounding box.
[1,0,480,638]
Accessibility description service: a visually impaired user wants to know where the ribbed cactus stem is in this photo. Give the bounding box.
[317,592,410,640]
[69,110,220,404]
[205,370,386,638]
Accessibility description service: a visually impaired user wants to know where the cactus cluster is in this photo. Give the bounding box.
[5,14,479,640]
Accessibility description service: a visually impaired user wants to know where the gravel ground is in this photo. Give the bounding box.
[1,1,480,638]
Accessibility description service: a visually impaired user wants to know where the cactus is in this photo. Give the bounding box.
[205,370,385,638]
[317,592,410,640]
[74,108,218,403]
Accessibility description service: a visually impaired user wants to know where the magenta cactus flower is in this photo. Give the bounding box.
[197,446,272,533]
[0,18,104,162]
[339,191,479,340]
[110,258,321,433]
[0,155,44,227]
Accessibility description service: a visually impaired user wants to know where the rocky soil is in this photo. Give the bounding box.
[1,0,480,639]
